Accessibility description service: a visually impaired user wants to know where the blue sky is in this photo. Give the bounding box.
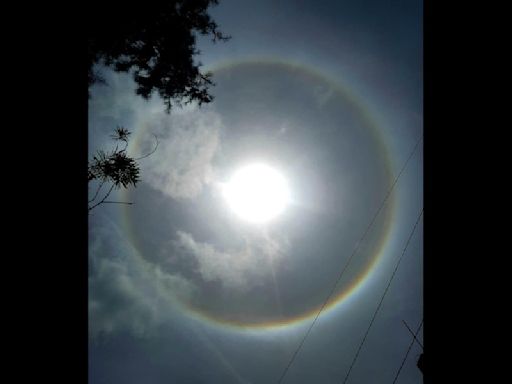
[88,1,423,383]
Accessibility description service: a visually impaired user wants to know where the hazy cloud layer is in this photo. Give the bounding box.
[138,108,222,200]
[88,0,423,382]
[313,85,335,108]
[88,69,222,203]
[89,219,196,337]
[174,230,289,289]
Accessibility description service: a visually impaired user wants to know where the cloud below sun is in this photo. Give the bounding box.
[173,230,289,290]
[89,61,399,336]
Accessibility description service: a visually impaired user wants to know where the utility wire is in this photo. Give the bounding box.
[277,135,423,384]
[392,319,423,384]
[402,319,424,350]
[341,208,423,384]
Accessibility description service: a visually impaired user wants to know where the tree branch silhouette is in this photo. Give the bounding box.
[88,1,229,210]
[134,134,159,160]
[88,184,116,212]
[88,127,158,212]
[88,0,230,112]
[89,179,106,203]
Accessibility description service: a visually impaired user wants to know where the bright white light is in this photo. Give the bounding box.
[222,163,290,223]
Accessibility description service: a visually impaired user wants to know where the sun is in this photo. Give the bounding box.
[222,163,290,223]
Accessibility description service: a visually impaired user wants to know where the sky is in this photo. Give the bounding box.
[88,1,423,383]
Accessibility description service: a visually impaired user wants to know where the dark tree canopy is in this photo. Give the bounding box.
[88,0,229,111]
[88,1,229,211]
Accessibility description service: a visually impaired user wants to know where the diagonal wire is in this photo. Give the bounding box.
[392,319,424,384]
[277,135,423,384]
[402,319,424,350]
[341,208,423,384]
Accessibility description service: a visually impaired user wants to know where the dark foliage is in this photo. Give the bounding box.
[88,0,230,111]
[88,149,140,189]
[109,126,131,142]
[88,1,229,211]
[88,127,141,211]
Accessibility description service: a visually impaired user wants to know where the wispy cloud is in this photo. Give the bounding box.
[138,107,222,199]
[173,230,289,290]
[88,68,223,202]
[88,218,196,337]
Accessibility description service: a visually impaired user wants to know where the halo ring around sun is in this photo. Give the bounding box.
[121,58,396,332]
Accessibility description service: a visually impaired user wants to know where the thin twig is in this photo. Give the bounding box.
[88,184,115,211]
[134,134,159,160]
[121,139,129,152]
[102,201,134,205]
[89,179,106,203]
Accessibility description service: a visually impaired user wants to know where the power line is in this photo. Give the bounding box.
[341,208,423,384]
[277,135,423,384]
[402,319,424,350]
[392,319,423,384]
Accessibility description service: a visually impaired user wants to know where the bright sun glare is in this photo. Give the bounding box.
[222,163,290,223]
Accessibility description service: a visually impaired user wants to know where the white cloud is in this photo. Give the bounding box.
[137,107,222,199]
[89,68,223,201]
[88,220,196,338]
[174,230,289,290]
